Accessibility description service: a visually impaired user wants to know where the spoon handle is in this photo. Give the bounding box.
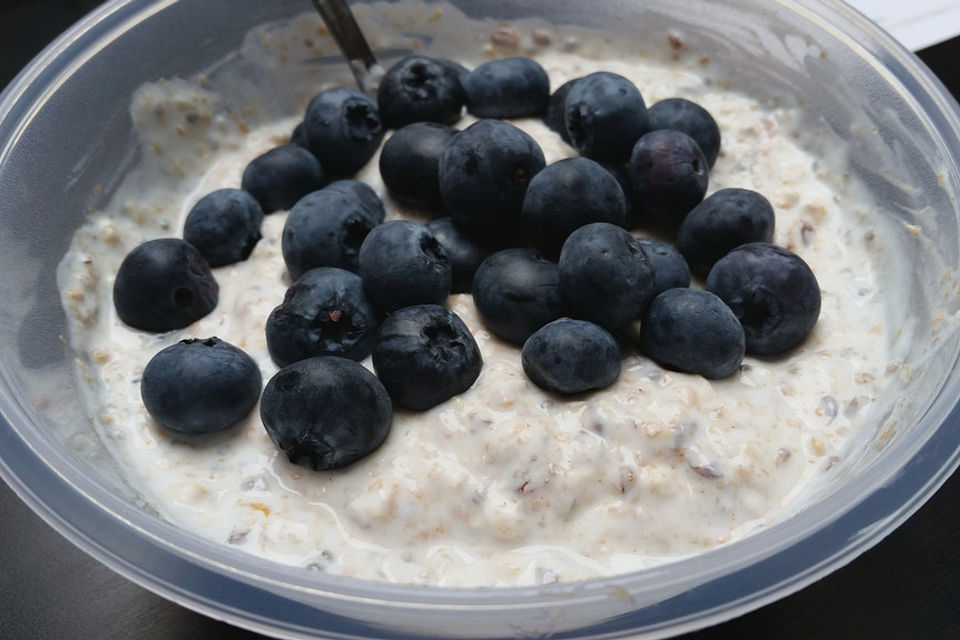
[311,0,380,93]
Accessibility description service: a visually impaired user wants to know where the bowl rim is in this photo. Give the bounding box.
[2,0,960,637]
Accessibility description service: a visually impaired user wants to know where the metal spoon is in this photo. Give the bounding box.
[310,0,382,93]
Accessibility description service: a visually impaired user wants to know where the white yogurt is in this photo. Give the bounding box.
[57,2,895,586]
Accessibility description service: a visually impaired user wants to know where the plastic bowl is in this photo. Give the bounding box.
[2,1,960,638]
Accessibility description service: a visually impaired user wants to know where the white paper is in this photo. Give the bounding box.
[848,0,960,51]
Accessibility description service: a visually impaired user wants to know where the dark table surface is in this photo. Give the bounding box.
[2,2,960,638]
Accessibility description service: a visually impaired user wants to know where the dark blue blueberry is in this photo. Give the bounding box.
[266,267,380,367]
[140,337,261,435]
[559,222,656,329]
[113,238,218,332]
[628,129,708,227]
[706,242,820,355]
[521,157,627,259]
[241,144,327,213]
[675,188,775,275]
[426,217,494,293]
[543,77,580,144]
[183,188,264,267]
[372,304,482,410]
[438,119,545,236]
[635,237,691,298]
[260,356,392,470]
[521,318,621,395]
[303,87,384,177]
[358,220,451,311]
[290,122,308,148]
[282,180,385,279]
[472,248,563,344]
[647,98,721,167]
[463,57,549,118]
[377,56,466,129]
[379,122,458,212]
[640,288,745,379]
[564,72,649,163]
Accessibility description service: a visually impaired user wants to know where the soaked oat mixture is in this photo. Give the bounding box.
[58,3,894,586]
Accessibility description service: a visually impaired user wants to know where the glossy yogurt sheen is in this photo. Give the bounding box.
[57,2,895,586]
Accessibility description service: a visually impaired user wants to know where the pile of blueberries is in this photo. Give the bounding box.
[118,54,821,471]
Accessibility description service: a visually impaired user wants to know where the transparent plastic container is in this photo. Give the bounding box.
[1,1,960,638]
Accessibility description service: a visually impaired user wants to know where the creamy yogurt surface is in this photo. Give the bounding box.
[58,2,895,586]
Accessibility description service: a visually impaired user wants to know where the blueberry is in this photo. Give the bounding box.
[372,305,482,410]
[426,217,494,293]
[260,356,392,470]
[379,122,458,212]
[358,220,451,311]
[241,144,327,213]
[303,87,385,177]
[705,242,820,355]
[521,318,621,395]
[377,56,466,129]
[640,288,745,379]
[438,119,545,237]
[140,337,261,435]
[183,188,264,267]
[113,238,218,332]
[463,56,550,118]
[628,129,708,227]
[266,267,380,367]
[472,248,563,344]
[290,122,308,148]
[521,157,627,259]
[675,188,775,275]
[559,222,656,329]
[543,77,580,144]
[282,180,385,279]
[647,98,721,167]
[635,237,691,297]
[564,72,649,163]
